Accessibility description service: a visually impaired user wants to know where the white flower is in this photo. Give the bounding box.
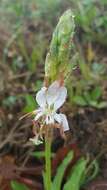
[34,81,69,132]
[30,134,43,145]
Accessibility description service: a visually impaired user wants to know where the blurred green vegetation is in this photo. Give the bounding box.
[0,0,107,113]
[11,151,99,190]
[0,1,106,189]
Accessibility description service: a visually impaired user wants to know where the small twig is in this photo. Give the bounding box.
[8,72,32,80]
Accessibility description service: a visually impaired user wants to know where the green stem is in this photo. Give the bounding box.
[44,132,52,190]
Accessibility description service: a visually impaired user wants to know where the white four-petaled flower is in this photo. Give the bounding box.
[30,80,69,145]
[34,80,69,131]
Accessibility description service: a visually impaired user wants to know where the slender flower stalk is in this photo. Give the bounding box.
[44,128,52,190]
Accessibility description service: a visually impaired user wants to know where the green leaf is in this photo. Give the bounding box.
[89,100,98,107]
[92,63,106,74]
[23,94,36,113]
[83,92,91,103]
[73,96,87,106]
[63,158,87,190]
[89,100,107,109]
[51,151,74,190]
[85,160,99,184]
[79,61,91,80]
[2,96,17,107]
[11,181,29,190]
[96,101,107,109]
[91,86,102,100]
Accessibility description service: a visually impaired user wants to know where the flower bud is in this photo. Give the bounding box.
[45,9,75,83]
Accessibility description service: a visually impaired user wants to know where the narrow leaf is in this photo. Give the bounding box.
[91,86,102,100]
[51,151,74,190]
[11,180,29,190]
[73,95,87,106]
[23,94,36,112]
[63,158,87,190]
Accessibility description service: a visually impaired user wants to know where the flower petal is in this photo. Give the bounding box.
[45,115,54,124]
[34,111,44,121]
[45,116,49,124]
[46,81,61,106]
[54,87,67,110]
[54,113,62,124]
[49,115,54,124]
[59,113,69,131]
[30,135,43,145]
[36,87,47,107]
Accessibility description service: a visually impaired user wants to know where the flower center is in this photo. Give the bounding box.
[45,104,54,115]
